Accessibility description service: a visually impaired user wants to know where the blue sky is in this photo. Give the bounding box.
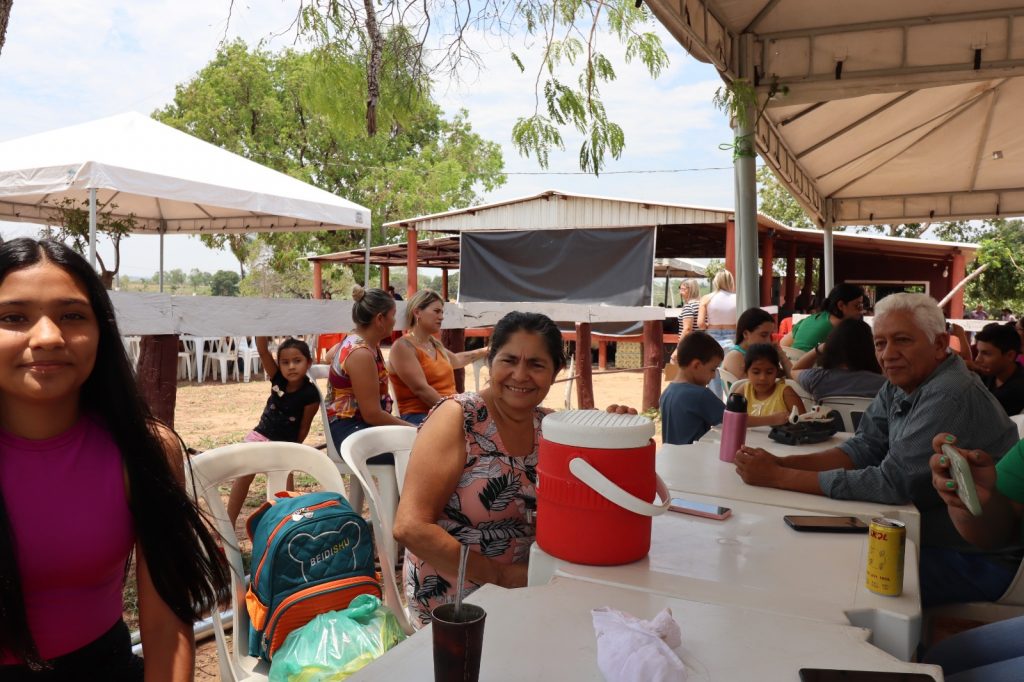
[0,0,736,279]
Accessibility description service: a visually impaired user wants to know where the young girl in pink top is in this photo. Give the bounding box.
[0,239,229,679]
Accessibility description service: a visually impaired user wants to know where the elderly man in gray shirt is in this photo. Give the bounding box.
[735,293,1019,607]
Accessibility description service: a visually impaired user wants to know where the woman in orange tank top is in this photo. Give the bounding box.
[389,290,489,425]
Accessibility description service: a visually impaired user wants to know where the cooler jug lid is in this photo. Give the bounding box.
[542,410,655,449]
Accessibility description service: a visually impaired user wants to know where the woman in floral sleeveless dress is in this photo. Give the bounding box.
[394,312,564,628]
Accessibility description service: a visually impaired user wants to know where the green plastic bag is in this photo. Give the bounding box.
[268,595,406,681]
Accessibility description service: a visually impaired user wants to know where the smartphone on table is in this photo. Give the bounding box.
[669,498,731,520]
[783,515,868,533]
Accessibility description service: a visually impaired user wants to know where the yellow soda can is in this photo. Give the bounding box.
[865,518,906,596]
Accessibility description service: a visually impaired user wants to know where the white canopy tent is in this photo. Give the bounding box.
[0,112,372,285]
[643,0,1024,311]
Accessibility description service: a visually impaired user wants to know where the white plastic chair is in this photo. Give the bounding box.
[562,354,576,411]
[177,338,194,381]
[718,367,743,401]
[339,425,417,635]
[205,338,238,383]
[471,357,485,391]
[786,378,814,406]
[236,336,261,383]
[185,442,348,682]
[1011,413,1024,439]
[817,395,874,432]
[781,345,805,363]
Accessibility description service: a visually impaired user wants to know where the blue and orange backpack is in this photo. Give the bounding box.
[245,490,381,660]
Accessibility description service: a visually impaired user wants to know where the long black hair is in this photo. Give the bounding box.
[734,307,775,345]
[0,239,229,666]
[824,283,865,318]
[819,318,881,373]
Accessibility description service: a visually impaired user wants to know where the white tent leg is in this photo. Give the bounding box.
[823,222,835,293]
[364,227,370,287]
[159,231,165,293]
[734,103,759,312]
[88,188,97,269]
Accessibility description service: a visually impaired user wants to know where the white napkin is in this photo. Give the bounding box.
[591,606,686,682]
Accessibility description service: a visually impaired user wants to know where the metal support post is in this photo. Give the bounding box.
[88,188,97,269]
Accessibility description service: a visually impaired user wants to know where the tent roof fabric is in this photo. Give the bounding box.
[0,112,370,235]
[643,0,1024,226]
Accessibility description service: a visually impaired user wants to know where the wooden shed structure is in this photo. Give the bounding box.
[310,190,978,316]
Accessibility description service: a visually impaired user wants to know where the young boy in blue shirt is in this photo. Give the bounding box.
[660,331,726,445]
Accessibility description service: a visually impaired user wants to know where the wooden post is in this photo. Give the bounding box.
[725,219,737,276]
[136,335,179,427]
[642,320,662,412]
[575,322,595,409]
[312,261,323,299]
[441,269,449,301]
[381,265,390,292]
[784,243,797,310]
[441,328,466,393]
[598,339,608,370]
[407,228,419,296]
[949,251,966,318]
[760,231,775,306]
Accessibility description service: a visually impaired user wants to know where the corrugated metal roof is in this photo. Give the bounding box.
[380,189,977,256]
[384,189,785,231]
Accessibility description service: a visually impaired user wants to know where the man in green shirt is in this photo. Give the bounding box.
[924,433,1024,679]
[782,283,866,352]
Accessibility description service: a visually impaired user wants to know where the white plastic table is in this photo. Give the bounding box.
[350,577,942,681]
[698,424,854,454]
[658,442,922,545]
[528,492,923,660]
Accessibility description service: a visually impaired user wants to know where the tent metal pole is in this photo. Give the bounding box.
[823,221,835,293]
[88,188,97,269]
[364,227,370,287]
[664,272,670,306]
[734,105,759,312]
[159,231,165,293]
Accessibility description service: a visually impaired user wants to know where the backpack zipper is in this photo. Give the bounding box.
[251,499,341,590]
[262,575,381,657]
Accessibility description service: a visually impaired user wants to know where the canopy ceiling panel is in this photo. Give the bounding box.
[645,0,1024,226]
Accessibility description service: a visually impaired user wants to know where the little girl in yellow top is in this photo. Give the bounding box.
[734,343,806,427]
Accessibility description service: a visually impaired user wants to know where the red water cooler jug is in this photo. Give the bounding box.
[536,410,670,565]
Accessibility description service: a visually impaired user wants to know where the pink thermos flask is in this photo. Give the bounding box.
[719,394,748,463]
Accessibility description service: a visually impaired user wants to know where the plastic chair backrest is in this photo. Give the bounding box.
[185,442,347,682]
[729,379,748,395]
[338,425,418,635]
[785,379,814,406]
[781,345,805,363]
[817,395,873,432]
[718,367,742,395]
[1011,413,1024,439]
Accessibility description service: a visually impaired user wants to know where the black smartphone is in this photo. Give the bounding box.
[783,515,868,533]
[799,668,935,681]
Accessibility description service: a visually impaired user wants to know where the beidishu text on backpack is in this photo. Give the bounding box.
[245,490,381,660]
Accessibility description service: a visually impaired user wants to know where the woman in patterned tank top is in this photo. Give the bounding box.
[393,312,635,628]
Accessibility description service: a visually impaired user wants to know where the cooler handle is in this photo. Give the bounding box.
[568,458,671,517]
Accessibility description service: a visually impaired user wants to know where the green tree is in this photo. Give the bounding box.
[47,197,136,289]
[756,167,814,230]
[155,41,505,282]
[210,270,241,297]
[968,219,1024,312]
[0,1,11,58]
[188,268,211,292]
[254,1,668,174]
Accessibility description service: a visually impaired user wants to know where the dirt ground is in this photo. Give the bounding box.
[152,355,654,680]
